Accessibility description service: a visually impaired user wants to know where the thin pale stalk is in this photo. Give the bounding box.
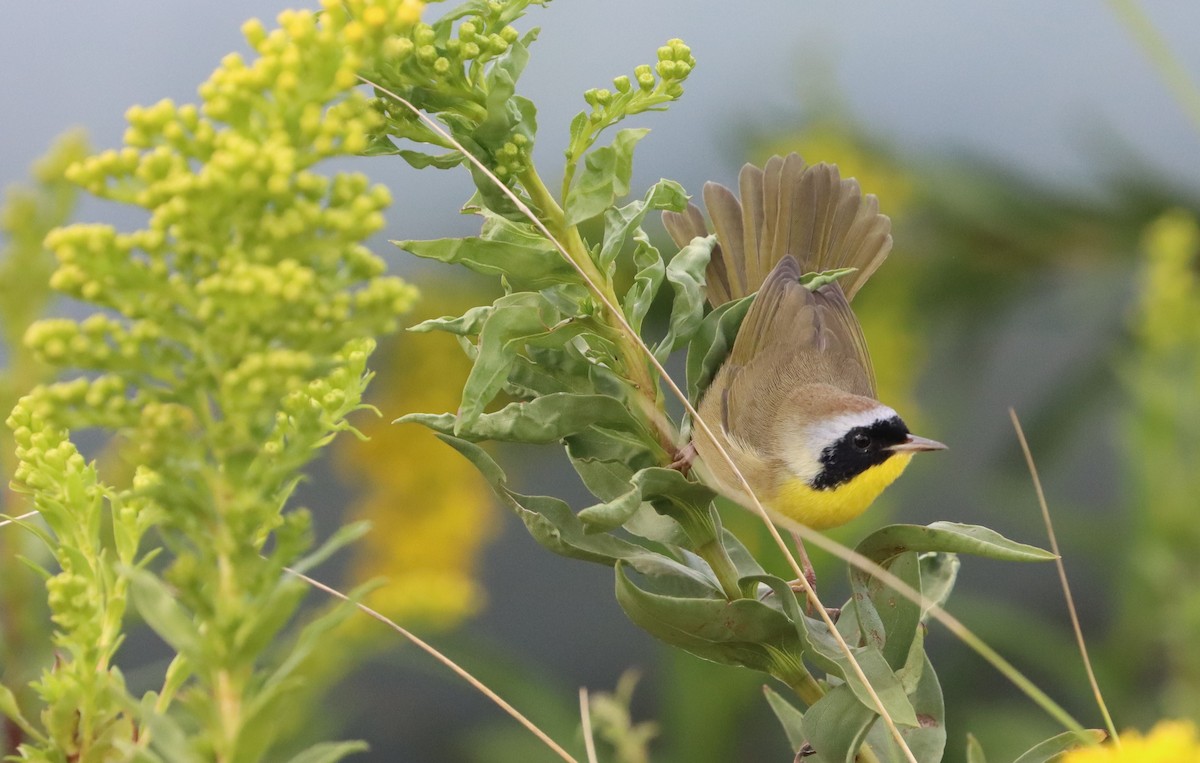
[0,510,41,530]
[1108,0,1200,135]
[359,75,919,762]
[1010,409,1120,745]
[287,566,582,763]
[579,687,599,763]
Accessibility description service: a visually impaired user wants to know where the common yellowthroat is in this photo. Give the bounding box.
[663,154,945,530]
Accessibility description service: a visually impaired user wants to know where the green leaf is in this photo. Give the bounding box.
[400,392,652,445]
[753,576,918,727]
[1012,731,1106,763]
[409,305,493,336]
[684,290,753,403]
[851,550,922,670]
[564,128,649,225]
[457,292,561,430]
[800,267,858,291]
[394,236,575,290]
[918,551,960,622]
[137,696,206,763]
[654,234,717,363]
[282,741,371,763]
[615,562,803,676]
[436,435,701,586]
[861,651,946,763]
[855,522,1056,565]
[288,521,371,576]
[801,684,876,763]
[621,232,665,334]
[0,683,45,744]
[599,178,688,275]
[126,565,202,660]
[966,734,988,763]
[576,466,717,537]
[396,149,465,169]
[762,685,807,754]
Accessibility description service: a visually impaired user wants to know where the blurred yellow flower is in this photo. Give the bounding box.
[1137,209,1200,353]
[335,281,498,630]
[1063,721,1200,763]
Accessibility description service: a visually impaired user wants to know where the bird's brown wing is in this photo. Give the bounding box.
[723,255,875,412]
[663,154,893,306]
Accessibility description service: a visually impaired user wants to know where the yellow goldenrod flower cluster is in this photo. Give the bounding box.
[1064,721,1200,763]
[5,2,425,760]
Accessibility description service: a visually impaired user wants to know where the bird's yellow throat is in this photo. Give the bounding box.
[770,453,915,530]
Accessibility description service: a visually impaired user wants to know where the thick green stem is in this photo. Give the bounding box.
[518,166,676,453]
[694,538,744,601]
[785,671,825,708]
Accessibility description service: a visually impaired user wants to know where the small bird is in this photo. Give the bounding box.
[662,154,945,531]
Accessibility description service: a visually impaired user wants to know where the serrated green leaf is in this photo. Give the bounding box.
[564,128,649,225]
[802,684,876,763]
[577,481,644,532]
[283,742,371,763]
[615,562,802,675]
[126,565,202,659]
[436,435,700,586]
[394,237,576,290]
[654,234,717,363]
[576,466,717,536]
[684,290,753,403]
[564,426,667,502]
[400,392,652,445]
[763,685,807,754]
[918,552,960,622]
[966,734,988,763]
[800,267,858,291]
[409,305,493,336]
[457,292,561,430]
[1012,731,1106,763]
[855,522,1056,565]
[600,179,688,275]
[621,232,665,334]
[396,149,465,169]
[362,133,401,157]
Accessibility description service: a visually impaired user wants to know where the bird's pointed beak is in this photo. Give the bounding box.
[887,434,948,454]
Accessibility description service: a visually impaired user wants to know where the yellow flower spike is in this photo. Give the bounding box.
[363,5,388,28]
[343,20,365,44]
[1064,721,1200,762]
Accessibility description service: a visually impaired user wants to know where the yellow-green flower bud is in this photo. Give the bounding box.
[384,36,414,60]
[613,75,631,93]
[417,44,437,63]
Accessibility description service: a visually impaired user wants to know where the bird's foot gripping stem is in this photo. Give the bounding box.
[668,441,696,476]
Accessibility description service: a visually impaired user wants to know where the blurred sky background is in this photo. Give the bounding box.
[5,2,1200,234]
[5,2,1200,762]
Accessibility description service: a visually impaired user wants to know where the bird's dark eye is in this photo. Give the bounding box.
[852,433,871,451]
